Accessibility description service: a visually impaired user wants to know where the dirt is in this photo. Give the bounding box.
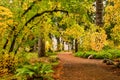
[57,52,120,80]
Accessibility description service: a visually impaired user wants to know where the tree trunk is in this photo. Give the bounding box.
[75,39,78,52]
[71,39,74,51]
[38,37,45,57]
[62,41,64,51]
[9,35,16,52]
[68,42,70,52]
[2,27,16,52]
[33,42,37,52]
[56,37,61,51]
[3,39,8,49]
[96,0,103,27]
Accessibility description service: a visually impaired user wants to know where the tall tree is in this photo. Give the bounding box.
[96,0,104,27]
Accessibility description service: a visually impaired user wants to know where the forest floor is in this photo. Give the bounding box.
[57,52,120,80]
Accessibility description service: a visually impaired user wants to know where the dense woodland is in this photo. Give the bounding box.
[0,0,120,80]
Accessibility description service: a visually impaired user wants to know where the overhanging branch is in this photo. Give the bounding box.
[22,1,36,17]
[25,9,68,26]
[22,0,42,17]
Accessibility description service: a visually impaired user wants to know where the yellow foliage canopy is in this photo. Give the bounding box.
[104,0,120,26]
[64,24,84,40]
[0,6,13,37]
[104,0,120,45]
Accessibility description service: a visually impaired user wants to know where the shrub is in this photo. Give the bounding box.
[94,52,112,59]
[15,54,59,80]
[75,49,118,59]
[16,62,54,80]
[0,52,19,76]
[46,52,57,56]
[90,30,107,51]
[82,51,98,58]
[75,51,96,58]
[75,51,84,57]
[107,49,120,59]
[93,50,113,59]
[0,51,59,80]
[82,52,92,58]
[49,55,59,63]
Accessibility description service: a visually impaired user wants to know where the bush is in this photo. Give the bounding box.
[46,52,57,56]
[75,49,120,59]
[107,49,120,59]
[0,51,34,76]
[75,51,97,58]
[15,53,59,80]
[0,51,59,80]
[0,51,38,79]
[84,51,97,58]
[92,50,108,59]
[0,52,19,76]
[49,55,59,63]
[75,51,84,57]
[94,52,112,59]
[82,52,92,58]
[16,62,54,80]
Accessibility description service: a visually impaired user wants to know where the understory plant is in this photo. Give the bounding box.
[0,52,19,76]
[16,62,54,80]
[75,49,120,59]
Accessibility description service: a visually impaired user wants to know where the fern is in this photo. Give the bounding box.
[16,62,54,80]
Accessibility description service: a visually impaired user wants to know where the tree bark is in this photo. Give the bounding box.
[3,39,8,49]
[62,41,64,51]
[33,42,37,52]
[68,42,70,52]
[71,39,74,51]
[96,0,103,27]
[56,37,61,51]
[75,39,78,52]
[38,37,45,57]
[9,35,17,52]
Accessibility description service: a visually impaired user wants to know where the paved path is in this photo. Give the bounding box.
[58,52,120,80]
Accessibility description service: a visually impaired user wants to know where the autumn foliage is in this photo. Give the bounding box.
[104,0,120,46]
[90,30,107,51]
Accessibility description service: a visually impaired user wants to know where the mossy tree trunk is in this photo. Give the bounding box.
[38,36,45,57]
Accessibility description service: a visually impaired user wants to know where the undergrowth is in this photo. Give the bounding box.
[0,51,59,80]
[75,49,120,59]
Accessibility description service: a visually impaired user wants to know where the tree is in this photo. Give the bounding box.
[64,24,84,52]
[0,0,95,56]
[104,0,120,46]
[0,0,39,54]
[0,6,13,52]
[96,0,104,27]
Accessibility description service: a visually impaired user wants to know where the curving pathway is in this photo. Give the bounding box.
[58,52,120,80]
